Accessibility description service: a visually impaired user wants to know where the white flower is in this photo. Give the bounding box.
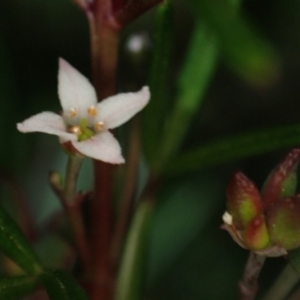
[17,58,150,164]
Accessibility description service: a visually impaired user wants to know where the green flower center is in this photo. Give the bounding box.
[69,119,95,142]
[78,119,94,141]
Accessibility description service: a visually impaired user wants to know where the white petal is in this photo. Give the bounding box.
[17,112,76,141]
[72,131,125,164]
[58,58,97,118]
[222,211,233,225]
[96,86,150,129]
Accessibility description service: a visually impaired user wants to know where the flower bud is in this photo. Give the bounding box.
[267,196,300,250]
[262,148,300,210]
[242,215,270,250]
[226,172,262,229]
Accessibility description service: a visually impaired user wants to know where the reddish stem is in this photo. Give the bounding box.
[88,2,120,99]
[49,158,91,273]
[114,0,163,27]
[87,3,120,300]
[85,0,164,298]
[112,0,127,13]
[90,161,114,300]
[239,252,266,300]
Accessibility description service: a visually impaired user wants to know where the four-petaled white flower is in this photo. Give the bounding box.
[17,58,150,164]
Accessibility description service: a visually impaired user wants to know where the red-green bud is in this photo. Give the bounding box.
[226,172,262,229]
[243,215,270,250]
[267,196,300,250]
[262,148,300,210]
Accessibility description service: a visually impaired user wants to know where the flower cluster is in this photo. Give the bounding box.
[17,58,150,164]
[223,148,300,256]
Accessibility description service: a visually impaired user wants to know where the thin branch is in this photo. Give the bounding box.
[112,0,126,13]
[111,116,141,269]
[64,157,83,203]
[114,0,163,28]
[49,157,91,272]
[239,252,266,300]
[86,0,163,298]
[87,2,120,299]
[88,12,120,100]
[90,161,114,300]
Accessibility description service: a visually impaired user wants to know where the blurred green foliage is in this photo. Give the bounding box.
[1,0,300,299]
[0,276,40,300]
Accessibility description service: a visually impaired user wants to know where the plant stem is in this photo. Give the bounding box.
[63,157,91,271]
[64,156,83,203]
[114,0,163,27]
[90,161,114,300]
[87,3,120,299]
[86,0,164,298]
[239,252,266,300]
[88,4,119,100]
[262,263,300,300]
[50,156,90,272]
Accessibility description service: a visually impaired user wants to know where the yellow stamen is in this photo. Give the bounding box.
[69,107,78,118]
[88,106,98,117]
[95,121,105,132]
[70,126,81,135]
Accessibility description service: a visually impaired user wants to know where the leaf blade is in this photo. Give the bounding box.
[114,201,153,300]
[40,270,88,300]
[164,124,300,176]
[157,21,219,169]
[142,0,174,164]
[0,275,39,300]
[0,205,43,275]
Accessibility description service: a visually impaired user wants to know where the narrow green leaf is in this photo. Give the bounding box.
[157,21,218,170]
[0,205,43,275]
[40,270,88,300]
[142,1,174,165]
[114,201,153,300]
[0,276,39,300]
[191,0,279,86]
[164,124,300,176]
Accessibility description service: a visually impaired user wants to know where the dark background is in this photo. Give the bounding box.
[0,0,300,299]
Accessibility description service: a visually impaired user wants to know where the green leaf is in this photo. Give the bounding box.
[142,1,174,165]
[0,205,43,275]
[0,276,39,300]
[191,0,279,86]
[114,201,153,300]
[40,270,88,300]
[157,21,218,170]
[164,124,300,176]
